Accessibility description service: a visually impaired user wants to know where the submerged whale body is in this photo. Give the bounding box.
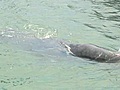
[0,29,119,63]
[62,43,120,63]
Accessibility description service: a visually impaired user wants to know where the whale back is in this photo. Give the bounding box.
[68,44,120,63]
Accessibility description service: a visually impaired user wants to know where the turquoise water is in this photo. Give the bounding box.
[0,0,120,90]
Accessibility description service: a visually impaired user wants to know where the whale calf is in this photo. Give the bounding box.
[62,42,120,63]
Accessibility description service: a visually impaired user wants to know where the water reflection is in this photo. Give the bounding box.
[87,0,120,42]
[103,0,120,22]
[103,0,120,10]
[90,0,120,22]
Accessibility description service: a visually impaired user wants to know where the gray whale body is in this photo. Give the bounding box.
[63,43,120,63]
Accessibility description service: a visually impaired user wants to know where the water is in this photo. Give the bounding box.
[0,0,120,90]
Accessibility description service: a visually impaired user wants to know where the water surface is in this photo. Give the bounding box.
[0,0,120,90]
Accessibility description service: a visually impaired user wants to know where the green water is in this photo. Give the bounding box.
[0,0,120,90]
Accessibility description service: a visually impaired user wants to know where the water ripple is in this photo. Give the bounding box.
[103,34,120,40]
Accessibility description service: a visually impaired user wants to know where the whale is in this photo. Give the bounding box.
[61,42,120,63]
[0,29,119,63]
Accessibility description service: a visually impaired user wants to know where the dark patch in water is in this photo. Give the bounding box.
[0,77,32,86]
[103,34,120,40]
